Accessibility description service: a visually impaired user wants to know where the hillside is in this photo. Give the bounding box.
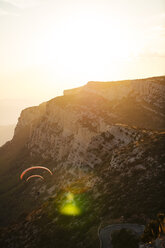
[0,76,165,247]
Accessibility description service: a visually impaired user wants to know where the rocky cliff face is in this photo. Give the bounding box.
[11,76,165,168]
[0,76,165,248]
[0,124,164,248]
[64,76,165,111]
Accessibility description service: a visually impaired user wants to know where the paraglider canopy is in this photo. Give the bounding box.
[20,166,53,180]
[26,175,44,181]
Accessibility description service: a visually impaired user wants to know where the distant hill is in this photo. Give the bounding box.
[0,125,15,147]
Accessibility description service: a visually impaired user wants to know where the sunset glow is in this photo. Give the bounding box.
[0,0,165,124]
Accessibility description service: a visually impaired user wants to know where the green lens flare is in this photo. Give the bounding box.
[60,203,81,216]
[59,192,81,216]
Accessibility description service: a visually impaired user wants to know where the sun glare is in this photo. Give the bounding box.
[37,12,140,79]
[1,0,164,111]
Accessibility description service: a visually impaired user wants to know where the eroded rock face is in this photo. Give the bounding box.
[2,77,164,204]
[11,76,165,166]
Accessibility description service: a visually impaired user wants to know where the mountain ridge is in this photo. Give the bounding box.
[0,76,165,247]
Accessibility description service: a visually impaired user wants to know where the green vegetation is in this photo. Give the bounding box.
[34,191,100,248]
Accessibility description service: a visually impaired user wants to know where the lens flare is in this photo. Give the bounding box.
[59,192,81,216]
[60,203,81,216]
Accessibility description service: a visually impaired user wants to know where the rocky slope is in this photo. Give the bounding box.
[0,76,165,247]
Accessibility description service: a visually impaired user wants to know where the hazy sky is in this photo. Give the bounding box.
[0,0,165,125]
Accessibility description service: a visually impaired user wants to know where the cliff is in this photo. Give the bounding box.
[10,76,165,166]
[0,76,165,248]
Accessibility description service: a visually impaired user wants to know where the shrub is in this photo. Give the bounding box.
[141,220,159,243]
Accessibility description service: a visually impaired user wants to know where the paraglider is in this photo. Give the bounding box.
[20,166,53,180]
[26,175,44,182]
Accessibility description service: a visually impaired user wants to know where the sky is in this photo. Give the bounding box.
[0,0,165,125]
